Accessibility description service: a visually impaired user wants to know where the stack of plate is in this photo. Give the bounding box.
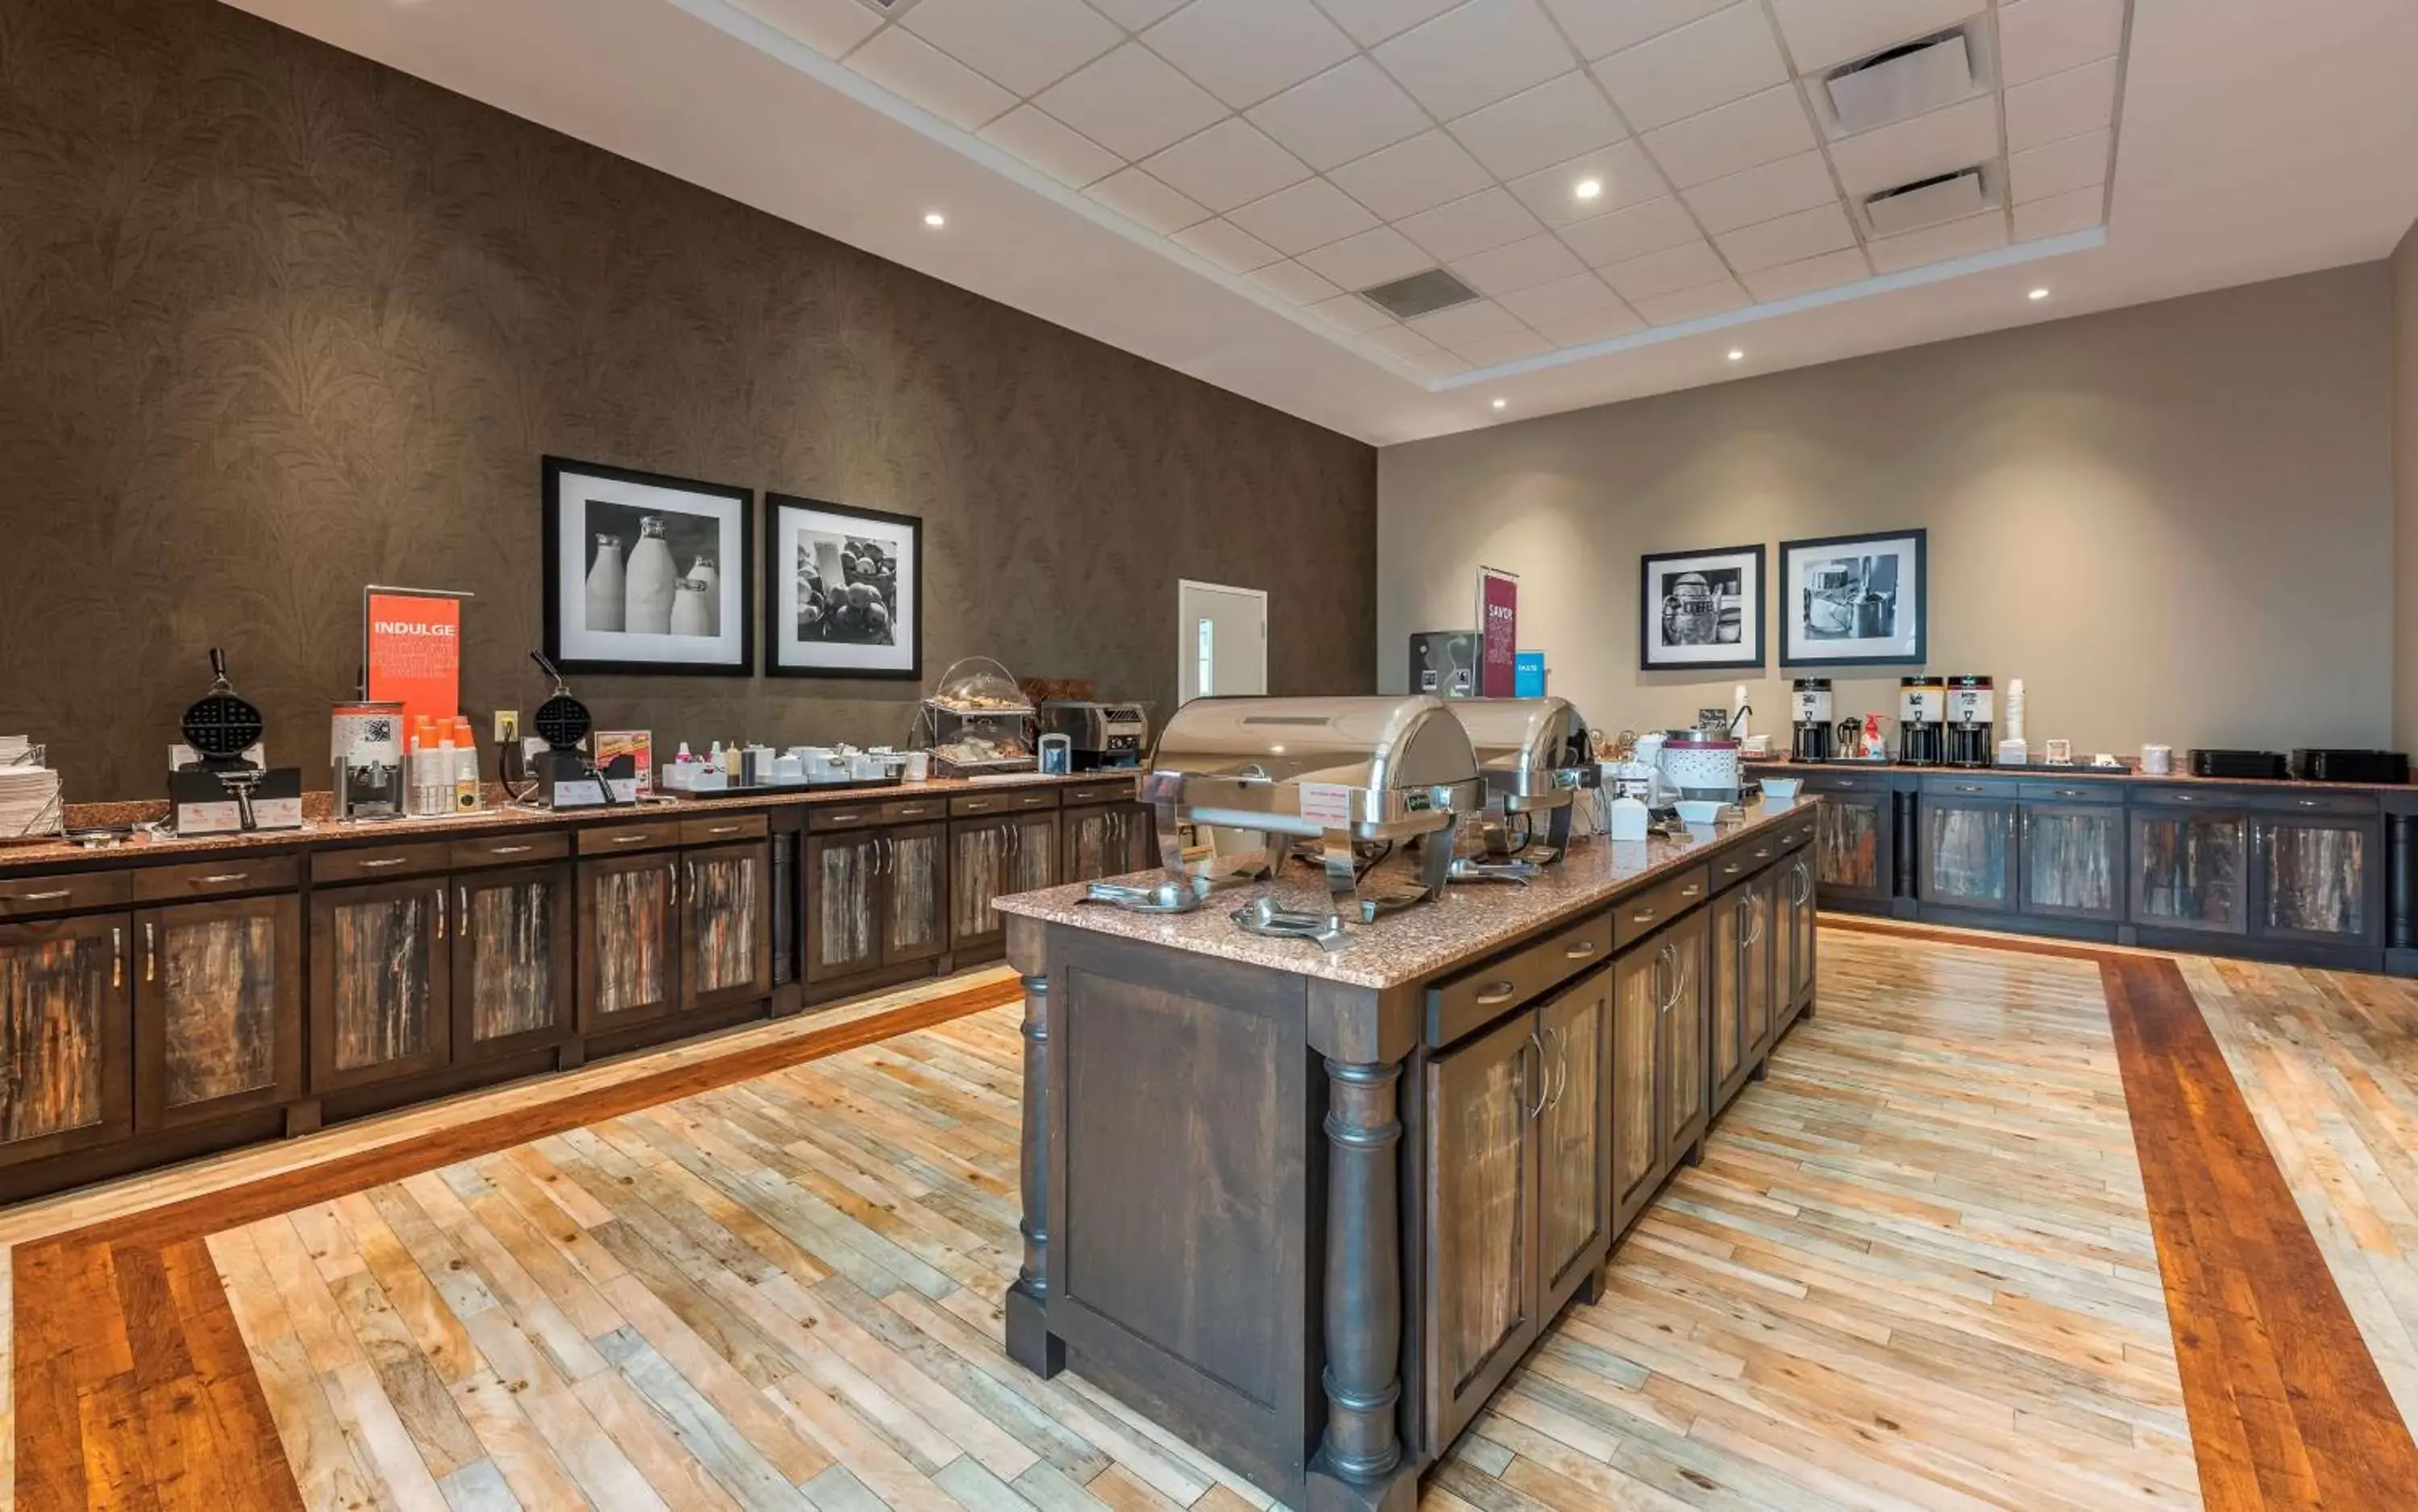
[0,740,60,838]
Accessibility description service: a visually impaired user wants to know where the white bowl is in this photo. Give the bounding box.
[1676,800,1724,825]
[1761,777,1802,800]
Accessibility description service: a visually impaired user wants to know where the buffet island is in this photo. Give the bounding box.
[991,789,1818,1510]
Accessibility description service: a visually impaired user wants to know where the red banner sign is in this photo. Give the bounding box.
[1477,567,1519,698]
[366,591,462,737]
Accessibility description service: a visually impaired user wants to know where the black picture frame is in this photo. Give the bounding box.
[762,492,924,680]
[1639,543,1765,671]
[542,456,755,676]
[1778,528,1928,667]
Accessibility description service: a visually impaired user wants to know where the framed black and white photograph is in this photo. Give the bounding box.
[1639,544,1764,670]
[1779,529,1927,667]
[763,493,921,679]
[542,457,754,675]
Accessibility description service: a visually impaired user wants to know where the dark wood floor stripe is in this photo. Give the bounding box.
[12,975,1017,1512]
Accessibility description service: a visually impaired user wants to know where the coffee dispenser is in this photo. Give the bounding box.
[1943,675,1996,767]
[1790,679,1833,762]
[1897,675,1945,766]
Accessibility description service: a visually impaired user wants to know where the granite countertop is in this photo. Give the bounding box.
[1746,756,2412,793]
[0,769,1136,871]
[994,796,1815,990]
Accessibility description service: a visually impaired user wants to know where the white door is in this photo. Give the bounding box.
[1178,580,1267,704]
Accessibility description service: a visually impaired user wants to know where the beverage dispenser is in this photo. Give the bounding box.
[1790,679,1833,762]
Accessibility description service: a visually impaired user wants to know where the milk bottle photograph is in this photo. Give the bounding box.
[623,514,678,633]
[542,457,753,674]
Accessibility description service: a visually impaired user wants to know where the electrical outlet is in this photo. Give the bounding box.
[493,710,520,745]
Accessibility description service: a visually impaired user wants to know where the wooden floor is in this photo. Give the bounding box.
[8,927,2418,1509]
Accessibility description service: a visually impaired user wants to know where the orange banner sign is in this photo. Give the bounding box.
[366,592,462,738]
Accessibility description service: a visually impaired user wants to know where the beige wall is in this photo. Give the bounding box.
[2396,225,2418,752]
[1379,266,2395,758]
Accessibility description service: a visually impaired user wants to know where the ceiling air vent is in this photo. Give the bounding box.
[1825,28,1976,134]
[1864,168,1986,236]
[1359,268,1477,322]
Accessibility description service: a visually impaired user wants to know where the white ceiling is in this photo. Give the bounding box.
[226,0,2418,444]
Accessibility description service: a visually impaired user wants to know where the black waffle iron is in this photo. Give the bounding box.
[170,649,301,833]
[527,652,629,809]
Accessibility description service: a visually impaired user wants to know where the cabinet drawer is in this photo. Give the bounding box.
[1613,864,1710,949]
[2018,779,2125,805]
[1802,770,1892,794]
[949,789,1059,818]
[2246,789,2379,817]
[1061,779,1142,808]
[680,812,769,845]
[1776,813,1818,853]
[2130,784,2246,810]
[1709,832,1792,890]
[1427,908,1610,1047]
[807,797,948,831]
[0,869,131,920]
[447,831,571,870]
[575,820,683,855]
[131,855,299,903]
[1922,775,2020,799]
[311,841,450,883]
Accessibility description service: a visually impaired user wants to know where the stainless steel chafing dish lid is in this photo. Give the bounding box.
[1449,696,1597,810]
[1141,694,1481,839]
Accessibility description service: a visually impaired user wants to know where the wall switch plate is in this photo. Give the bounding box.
[493,710,520,744]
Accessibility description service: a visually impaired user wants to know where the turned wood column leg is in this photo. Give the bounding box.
[1003,959,1064,1377]
[1309,1057,1415,1512]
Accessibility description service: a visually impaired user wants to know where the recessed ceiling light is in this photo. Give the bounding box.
[2028,287,2050,301]
[1491,397,1508,410]
[1573,178,1602,201]
[1726,349,1744,362]
[923,212,947,228]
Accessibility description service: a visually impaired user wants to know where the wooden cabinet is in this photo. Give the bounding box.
[1809,780,1893,905]
[1610,910,1709,1235]
[2131,802,2250,937]
[2020,803,2125,922]
[1535,970,1610,1307]
[1422,1011,1542,1451]
[1778,846,1818,1013]
[1062,802,1157,884]
[805,825,948,983]
[1919,793,2019,913]
[579,852,680,1032]
[682,840,771,1011]
[308,879,451,1093]
[884,824,949,967]
[950,814,1059,953]
[453,863,575,1060]
[0,914,132,1165]
[1709,883,1752,1111]
[135,894,302,1131]
[2254,812,2381,948]
[1660,910,1708,1166]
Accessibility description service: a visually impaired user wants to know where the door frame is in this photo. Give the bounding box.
[1177,579,1268,705]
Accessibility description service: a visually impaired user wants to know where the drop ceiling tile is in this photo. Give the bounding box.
[1633,276,1750,324]
[900,0,1123,96]
[1535,299,1648,345]
[1170,217,1284,272]
[1143,0,1357,107]
[1230,177,1381,254]
[1315,0,1465,47]
[1739,244,1871,301]
[1246,260,1344,303]
[1296,224,1433,287]
[846,27,1017,131]
[1454,328,1555,365]
[1330,131,1494,222]
[1307,293,1395,332]
[1600,239,1727,301]
[1144,118,1310,211]
[1446,73,1626,181]
[1542,0,1730,60]
[1506,140,1666,226]
[1397,187,1549,262]
[1640,85,1817,187]
[1248,59,1429,171]
[1681,151,1840,235]
[2000,0,2125,87]
[2013,183,2104,240]
[979,106,1124,188]
[728,0,882,56]
[1713,199,1854,272]
[1557,195,1701,266]
[1497,270,1622,322]
[1592,5,1791,132]
[1408,297,1524,347]
[1374,0,1577,121]
[2006,57,2119,151]
[1093,0,1186,25]
[1403,348,1473,378]
[2010,129,2108,202]
[1452,234,1588,296]
[1363,322,1444,359]
[1036,44,1228,160]
[1867,208,2007,272]
[1828,94,1999,196]
[1767,0,1982,73]
[1085,166,1213,234]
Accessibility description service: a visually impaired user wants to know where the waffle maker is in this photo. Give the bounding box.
[170,649,302,834]
[526,652,633,809]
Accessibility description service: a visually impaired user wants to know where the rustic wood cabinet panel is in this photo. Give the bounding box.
[682,840,771,1011]
[951,815,1059,953]
[2132,808,2250,936]
[1062,803,1157,884]
[1782,848,1818,1009]
[135,894,301,1130]
[884,824,948,967]
[1610,944,1661,1223]
[1920,798,2019,913]
[2256,815,2380,947]
[579,853,679,1031]
[804,831,881,983]
[1536,970,1610,1308]
[1660,910,1708,1163]
[453,863,573,1058]
[309,879,451,1093]
[1744,871,1776,1060]
[0,914,132,1164]
[1814,791,1892,903]
[1709,883,1751,1104]
[2021,804,2125,921]
[1423,1010,1539,1451]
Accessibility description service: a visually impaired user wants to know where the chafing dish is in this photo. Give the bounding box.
[1095,694,1484,941]
[1447,696,1597,879]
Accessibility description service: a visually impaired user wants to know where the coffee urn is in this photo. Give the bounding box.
[1897,675,1945,766]
[1943,675,1996,767]
[1790,679,1834,762]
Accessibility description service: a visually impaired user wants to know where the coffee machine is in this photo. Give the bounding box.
[1790,679,1834,762]
[1897,675,1945,766]
[1943,675,1995,767]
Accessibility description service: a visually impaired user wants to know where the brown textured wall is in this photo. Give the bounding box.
[0,0,1376,803]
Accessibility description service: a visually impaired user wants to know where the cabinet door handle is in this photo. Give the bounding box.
[355,856,409,870]
[459,886,469,924]
[2298,799,2320,809]
[879,837,892,878]
[198,872,247,885]
[1631,906,1658,925]
[685,859,696,899]
[706,823,743,835]
[1523,1028,1549,1119]
[143,920,155,983]
[1954,785,1983,794]
[1473,978,1518,1006]
[488,844,534,857]
[434,887,447,941]
[1680,883,1702,899]
[1551,1025,1571,1109]
[1753,846,1772,860]
[1563,938,1598,962]
[667,863,679,905]
[111,926,123,988]
[829,813,862,825]
[16,888,73,903]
